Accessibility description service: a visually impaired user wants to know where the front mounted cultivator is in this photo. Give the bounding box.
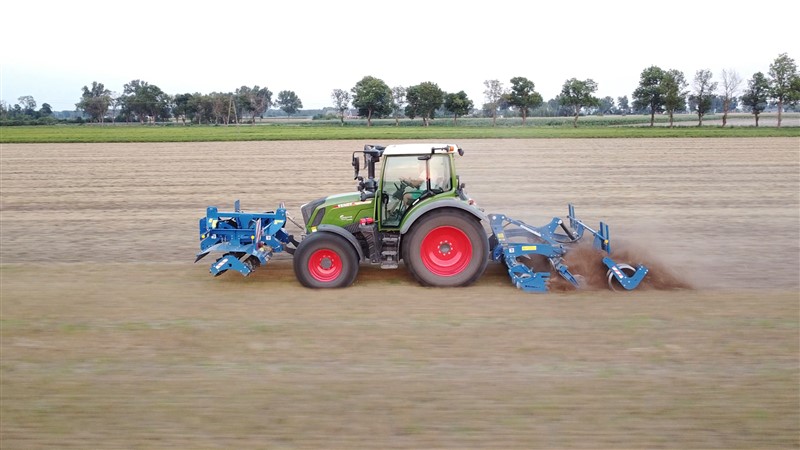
[195,200,298,277]
[196,143,649,293]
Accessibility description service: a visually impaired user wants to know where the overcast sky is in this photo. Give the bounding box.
[2,0,798,112]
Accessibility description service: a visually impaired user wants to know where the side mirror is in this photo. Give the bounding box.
[457,147,464,156]
[352,154,360,180]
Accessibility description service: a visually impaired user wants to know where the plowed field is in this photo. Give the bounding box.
[2,138,798,448]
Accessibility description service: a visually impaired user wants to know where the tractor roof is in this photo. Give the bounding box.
[382,143,461,156]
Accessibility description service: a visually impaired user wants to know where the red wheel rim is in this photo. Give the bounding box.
[420,226,472,276]
[308,249,342,282]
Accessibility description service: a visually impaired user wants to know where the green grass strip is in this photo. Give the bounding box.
[2,116,799,144]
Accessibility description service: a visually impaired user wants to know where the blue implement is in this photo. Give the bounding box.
[489,205,648,293]
[196,200,297,276]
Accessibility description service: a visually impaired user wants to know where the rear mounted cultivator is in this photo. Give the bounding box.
[195,143,650,293]
[489,205,648,293]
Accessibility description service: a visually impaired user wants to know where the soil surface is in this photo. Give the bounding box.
[1,138,798,448]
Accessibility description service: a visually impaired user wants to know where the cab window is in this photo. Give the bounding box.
[380,154,452,227]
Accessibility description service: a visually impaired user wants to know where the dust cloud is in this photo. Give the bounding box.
[515,242,693,293]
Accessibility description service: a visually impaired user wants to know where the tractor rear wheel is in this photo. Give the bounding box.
[294,232,359,288]
[402,209,489,287]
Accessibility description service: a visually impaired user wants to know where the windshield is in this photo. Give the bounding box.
[380,154,452,227]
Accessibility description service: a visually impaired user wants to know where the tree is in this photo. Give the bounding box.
[252,87,272,121]
[234,86,253,123]
[331,88,351,126]
[768,53,800,128]
[632,66,666,126]
[740,72,770,126]
[76,82,112,123]
[208,92,231,125]
[483,79,505,126]
[597,96,615,115]
[443,91,473,125]
[172,93,196,125]
[192,93,223,125]
[351,76,392,126]
[121,80,171,123]
[391,86,406,126]
[617,96,630,115]
[108,92,120,123]
[559,78,599,127]
[506,77,543,124]
[711,95,737,115]
[689,69,717,126]
[39,103,52,116]
[793,76,800,111]
[17,96,36,114]
[234,85,272,124]
[404,82,444,126]
[276,90,303,118]
[662,69,688,128]
[720,68,742,127]
[187,94,209,124]
[542,96,573,117]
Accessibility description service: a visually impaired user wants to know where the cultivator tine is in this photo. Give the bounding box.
[507,265,551,292]
[553,260,583,288]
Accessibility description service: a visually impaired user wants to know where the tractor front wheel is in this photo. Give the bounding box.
[294,232,359,288]
[402,210,489,287]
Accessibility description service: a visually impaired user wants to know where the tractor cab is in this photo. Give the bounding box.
[378,145,457,227]
[353,143,465,229]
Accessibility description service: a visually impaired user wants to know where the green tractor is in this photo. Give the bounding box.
[294,143,488,288]
[197,143,649,293]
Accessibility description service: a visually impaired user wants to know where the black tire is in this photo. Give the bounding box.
[294,232,359,288]
[401,209,489,287]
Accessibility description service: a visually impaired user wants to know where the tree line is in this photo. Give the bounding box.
[631,53,799,128]
[2,53,798,127]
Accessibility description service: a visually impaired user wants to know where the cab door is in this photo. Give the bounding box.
[377,154,453,229]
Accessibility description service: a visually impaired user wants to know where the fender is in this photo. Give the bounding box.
[400,199,487,234]
[316,224,365,261]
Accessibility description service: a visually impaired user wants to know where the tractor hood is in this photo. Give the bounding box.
[300,192,374,230]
